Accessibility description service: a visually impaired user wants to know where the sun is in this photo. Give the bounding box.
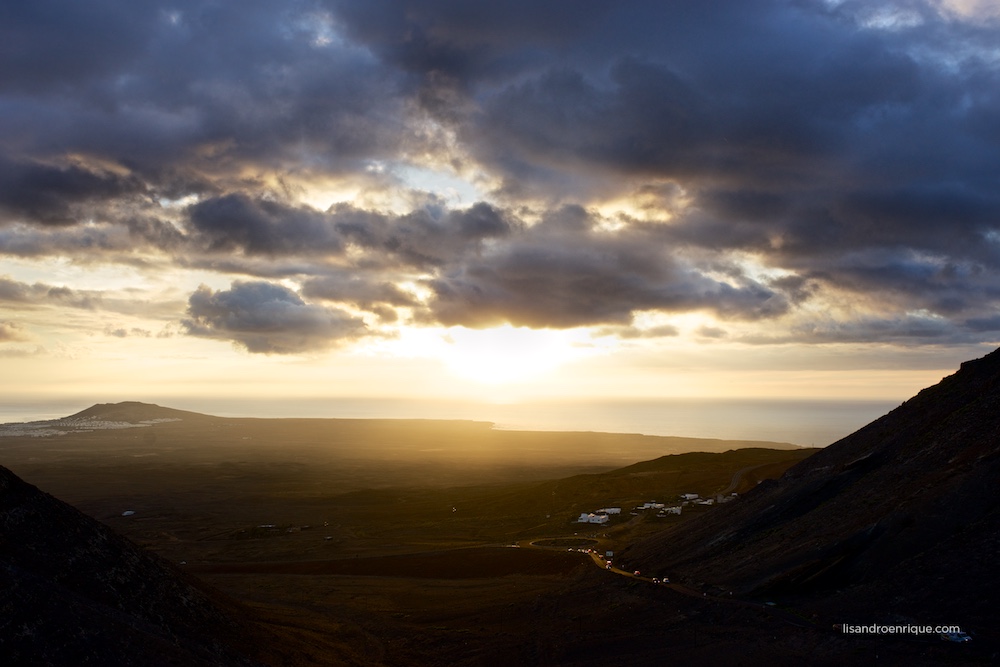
[356,324,597,389]
[438,326,591,384]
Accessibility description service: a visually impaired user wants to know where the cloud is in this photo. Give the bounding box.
[0,158,147,226]
[0,321,29,342]
[0,274,183,321]
[0,275,102,309]
[0,0,999,349]
[423,206,793,328]
[182,281,367,354]
[779,314,964,345]
[696,326,728,339]
[0,346,45,358]
[300,273,418,309]
[104,326,152,338]
[0,1,414,224]
[188,193,345,256]
[593,324,680,339]
[330,200,515,269]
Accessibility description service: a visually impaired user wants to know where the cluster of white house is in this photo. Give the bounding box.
[578,492,739,523]
[577,507,621,524]
[635,501,683,517]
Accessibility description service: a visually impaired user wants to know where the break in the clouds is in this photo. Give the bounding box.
[2,0,1000,353]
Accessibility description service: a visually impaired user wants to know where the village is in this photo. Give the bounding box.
[576,491,737,524]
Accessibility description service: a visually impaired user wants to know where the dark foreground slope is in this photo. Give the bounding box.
[0,465,274,667]
[622,349,1000,636]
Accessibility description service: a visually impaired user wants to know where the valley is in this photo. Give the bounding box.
[1,396,992,665]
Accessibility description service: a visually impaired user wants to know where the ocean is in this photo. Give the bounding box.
[0,397,900,447]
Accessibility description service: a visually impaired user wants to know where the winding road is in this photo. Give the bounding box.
[719,462,771,496]
[583,550,824,630]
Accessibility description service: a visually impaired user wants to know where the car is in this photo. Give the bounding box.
[940,632,972,643]
[633,570,641,576]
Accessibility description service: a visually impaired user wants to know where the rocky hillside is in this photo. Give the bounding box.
[0,465,266,666]
[621,348,1000,634]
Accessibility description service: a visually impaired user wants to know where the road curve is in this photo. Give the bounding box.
[719,463,771,496]
[585,551,823,630]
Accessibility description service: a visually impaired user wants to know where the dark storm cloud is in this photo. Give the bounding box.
[331,200,515,268]
[3,0,1000,346]
[447,1,987,189]
[327,0,1000,343]
[749,313,966,345]
[0,2,159,94]
[353,0,1000,311]
[300,273,418,309]
[328,0,612,85]
[423,206,792,328]
[0,0,411,208]
[0,159,146,226]
[188,194,344,256]
[797,250,1000,315]
[965,315,1000,333]
[176,199,799,330]
[182,281,367,354]
[0,218,183,260]
[182,195,514,270]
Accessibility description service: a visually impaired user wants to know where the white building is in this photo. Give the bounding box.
[599,507,622,515]
[681,493,699,500]
[577,512,610,524]
[663,506,682,515]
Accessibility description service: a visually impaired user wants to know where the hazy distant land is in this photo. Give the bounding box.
[0,396,898,446]
[0,402,810,565]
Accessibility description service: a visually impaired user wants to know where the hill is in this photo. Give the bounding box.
[0,465,312,666]
[64,401,210,423]
[621,348,1000,639]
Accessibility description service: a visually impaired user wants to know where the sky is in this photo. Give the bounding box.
[2,0,1000,412]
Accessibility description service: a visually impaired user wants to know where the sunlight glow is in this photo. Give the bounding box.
[363,325,596,386]
[440,326,592,384]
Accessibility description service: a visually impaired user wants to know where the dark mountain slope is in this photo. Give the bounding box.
[0,465,270,666]
[621,348,1000,632]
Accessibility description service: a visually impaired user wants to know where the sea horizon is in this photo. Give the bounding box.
[0,396,900,447]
